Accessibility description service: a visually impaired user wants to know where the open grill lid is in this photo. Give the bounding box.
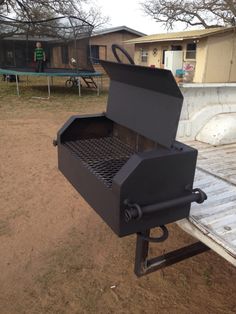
[101,60,183,149]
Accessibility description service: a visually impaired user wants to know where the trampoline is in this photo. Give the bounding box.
[0,67,102,98]
[0,15,102,98]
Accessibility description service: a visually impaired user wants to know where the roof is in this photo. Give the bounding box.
[92,26,146,38]
[2,35,55,42]
[126,27,236,44]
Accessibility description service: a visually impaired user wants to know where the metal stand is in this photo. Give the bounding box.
[134,228,210,277]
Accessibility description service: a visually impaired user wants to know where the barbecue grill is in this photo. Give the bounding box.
[54,45,207,276]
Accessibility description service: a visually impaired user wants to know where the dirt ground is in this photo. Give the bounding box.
[0,79,236,314]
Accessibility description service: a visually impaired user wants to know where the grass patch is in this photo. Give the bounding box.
[0,75,108,114]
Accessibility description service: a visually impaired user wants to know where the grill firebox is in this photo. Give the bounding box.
[64,137,135,188]
[55,60,206,237]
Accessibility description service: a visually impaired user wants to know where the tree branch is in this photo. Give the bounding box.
[141,0,236,29]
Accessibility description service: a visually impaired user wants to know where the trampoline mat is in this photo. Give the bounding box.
[0,67,101,77]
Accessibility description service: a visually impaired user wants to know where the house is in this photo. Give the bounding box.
[89,26,145,70]
[126,27,236,83]
[0,26,145,72]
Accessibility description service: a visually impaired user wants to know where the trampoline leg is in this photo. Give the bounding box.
[100,76,103,92]
[15,75,20,97]
[97,77,100,96]
[78,77,81,96]
[47,76,51,99]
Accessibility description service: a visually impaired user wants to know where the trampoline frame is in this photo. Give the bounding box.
[0,68,102,98]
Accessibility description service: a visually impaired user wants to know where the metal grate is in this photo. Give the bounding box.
[64,137,135,188]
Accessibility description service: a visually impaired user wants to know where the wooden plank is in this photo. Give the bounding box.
[192,168,236,249]
[190,142,236,185]
[177,141,236,266]
[177,219,236,267]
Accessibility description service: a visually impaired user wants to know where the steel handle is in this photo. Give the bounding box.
[124,188,207,222]
[111,44,135,65]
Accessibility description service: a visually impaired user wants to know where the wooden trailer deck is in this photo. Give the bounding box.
[177,142,236,266]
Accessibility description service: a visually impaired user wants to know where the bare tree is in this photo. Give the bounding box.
[0,0,109,29]
[141,0,236,29]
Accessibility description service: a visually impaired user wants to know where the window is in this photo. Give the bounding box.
[140,49,148,62]
[90,45,100,64]
[61,46,69,64]
[186,43,196,60]
[171,45,182,51]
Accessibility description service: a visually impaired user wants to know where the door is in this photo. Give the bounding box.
[161,46,168,69]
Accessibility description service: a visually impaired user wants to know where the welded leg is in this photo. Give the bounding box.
[134,230,150,276]
[15,75,20,96]
[134,231,210,277]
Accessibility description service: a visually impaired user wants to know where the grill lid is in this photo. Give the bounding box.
[101,60,183,149]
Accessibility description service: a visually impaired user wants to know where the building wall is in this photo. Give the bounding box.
[204,32,236,83]
[230,33,236,82]
[133,31,236,83]
[50,39,94,71]
[134,41,198,68]
[49,31,141,69]
[134,42,170,68]
[90,31,139,63]
[193,38,208,83]
[51,46,62,68]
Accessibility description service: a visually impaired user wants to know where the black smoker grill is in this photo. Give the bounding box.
[54,46,207,276]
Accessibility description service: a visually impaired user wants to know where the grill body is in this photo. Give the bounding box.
[57,113,197,236]
[54,55,209,279]
[56,60,201,237]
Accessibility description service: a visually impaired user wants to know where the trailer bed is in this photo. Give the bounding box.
[177,142,236,266]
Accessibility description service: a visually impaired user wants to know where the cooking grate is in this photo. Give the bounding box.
[64,137,135,188]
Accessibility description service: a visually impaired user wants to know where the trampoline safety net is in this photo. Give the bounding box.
[0,15,95,72]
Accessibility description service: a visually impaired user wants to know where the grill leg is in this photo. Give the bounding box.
[134,230,210,277]
[135,230,150,276]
